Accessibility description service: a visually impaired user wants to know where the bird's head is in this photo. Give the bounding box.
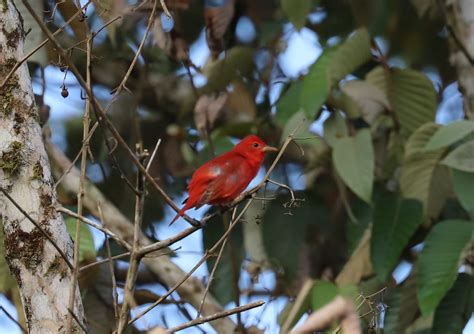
[233,135,278,164]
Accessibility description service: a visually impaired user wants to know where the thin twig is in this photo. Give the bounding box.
[166,300,265,333]
[129,199,254,325]
[0,189,73,269]
[23,0,200,227]
[160,0,172,18]
[0,306,27,333]
[58,206,132,250]
[105,234,120,319]
[66,34,92,334]
[67,308,89,333]
[145,138,161,172]
[0,1,92,89]
[79,252,131,272]
[116,145,146,333]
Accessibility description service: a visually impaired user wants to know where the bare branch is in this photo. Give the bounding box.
[166,300,265,333]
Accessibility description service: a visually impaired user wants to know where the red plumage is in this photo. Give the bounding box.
[169,135,277,225]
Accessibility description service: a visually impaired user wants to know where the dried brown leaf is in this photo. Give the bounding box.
[194,93,228,135]
[204,0,236,58]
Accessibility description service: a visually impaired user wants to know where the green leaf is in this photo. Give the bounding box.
[301,28,372,119]
[404,123,440,156]
[202,212,244,306]
[329,28,372,83]
[383,271,419,334]
[333,129,374,203]
[201,47,254,94]
[281,0,313,30]
[323,111,348,147]
[65,217,97,262]
[300,50,333,119]
[371,193,422,280]
[425,120,474,151]
[367,67,437,137]
[400,123,450,218]
[417,220,474,315]
[311,280,338,310]
[280,110,314,143]
[452,169,474,217]
[441,140,474,172]
[432,273,474,334]
[276,81,303,125]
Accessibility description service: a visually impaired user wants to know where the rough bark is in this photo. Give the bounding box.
[0,1,86,333]
[45,140,236,333]
[444,0,474,119]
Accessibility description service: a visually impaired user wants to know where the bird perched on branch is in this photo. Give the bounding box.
[170,135,278,225]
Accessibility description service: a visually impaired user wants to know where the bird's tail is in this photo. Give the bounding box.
[169,207,187,226]
[169,197,191,226]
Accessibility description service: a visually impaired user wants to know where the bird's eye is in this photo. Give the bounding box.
[252,142,259,148]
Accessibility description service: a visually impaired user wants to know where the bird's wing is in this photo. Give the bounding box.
[202,156,256,205]
[188,153,252,207]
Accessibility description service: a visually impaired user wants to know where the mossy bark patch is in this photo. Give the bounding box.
[31,160,43,180]
[0,58,18,117]
[4,225,46,273]
[0,140,24,176]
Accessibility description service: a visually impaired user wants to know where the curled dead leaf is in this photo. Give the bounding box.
[204,0,236,58]
[194,93,228,135]
[153,17,189,62]
[341,80,390,124]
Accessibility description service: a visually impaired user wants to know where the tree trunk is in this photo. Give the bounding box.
[444,0,474,119]
[0,1,86,333]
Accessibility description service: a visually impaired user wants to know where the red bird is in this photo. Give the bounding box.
[170,135,278,225]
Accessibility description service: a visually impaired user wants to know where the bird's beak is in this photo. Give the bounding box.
[262,145,278,153]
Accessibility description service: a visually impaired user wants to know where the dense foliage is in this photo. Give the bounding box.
[1,0,473,332]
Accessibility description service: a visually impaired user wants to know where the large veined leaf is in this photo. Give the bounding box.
[383,271,419,334]
[441,140,474,172]
[431,273,474,334]
[301,28,372,119]
[452,169,474,217]
[281,0,314,30]
[371,192,422,280]
[404,123,440,156]
[333,129,374,203]
[400,123,449,218]
[65,218,97,262]
[424,120,474,151]
[300,50,333,119]
[417,220,474,315]
[328,28,371,83]
[276,81,303,125]
[366,67,437,137]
